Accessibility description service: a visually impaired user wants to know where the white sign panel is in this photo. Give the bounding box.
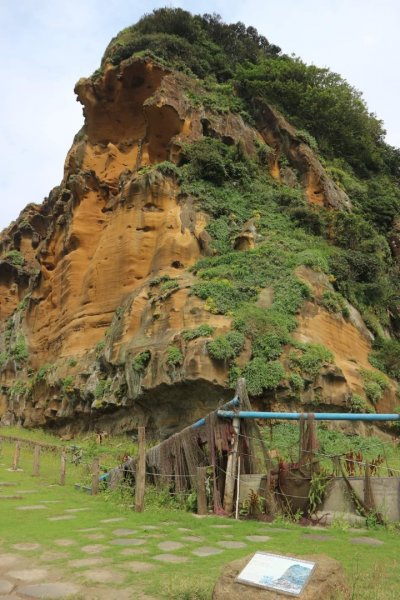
[236,552,315,596]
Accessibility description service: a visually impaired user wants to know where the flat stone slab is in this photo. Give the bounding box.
[16,505,45,511]
[192,547,223,557]
[245,535,271,543]
[40,552,69,562]
[120,548,149,556]
[48,516,75,521]
[350,537,384,546]
[152,554,188,563]
[217,541,247,549]
[12,543,41,551]
[123,561,155,572]
[112,529,138,536]
[181,536,204,543]
[84,533,106,540]
[302,534,333,542]
[109,539,146,547]
[139,525,159,530]
[77,527,103,532]
[157,541,184,551]
[68,558,109,568]
[81,544,108,554]
[0,580,14,593]
[82,569,124,583]
[8,569,48,582]
[210,524,232,529]
[65,508,89,513]
[100,518,125,523]
[17,582,80,599]
[54,539,76,547]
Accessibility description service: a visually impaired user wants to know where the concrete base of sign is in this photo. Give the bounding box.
[212,554,348,600]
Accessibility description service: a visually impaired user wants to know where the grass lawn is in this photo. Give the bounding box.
[0,431,399,599]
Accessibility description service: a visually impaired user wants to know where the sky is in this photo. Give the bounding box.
[1,0,399,231]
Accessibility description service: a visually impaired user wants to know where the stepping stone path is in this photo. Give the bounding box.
[85,533,106,540]
[350,537,384,546]
[17,582,80,598]
[0,580,13,593]
[16,505,45,511]
[140,525,159,530]
[13,543,41,551]
[158,541,183,551]
[192,547,223,557]
[7,568,48,582]
[181,536,204,543]
[246,535,271,542]
[0,554,18,566]
[153,554,188,563]
[301,534,332,541]
[120,548,149,556]
[48,516,75,521]
[82,569,124,583]
[65,507,89,513]
[69,558,110,568]
[78,527,103,532]
[211,524,232,529]
[217,541,247,549]
[54,539,76,547]
[112,529,138,536]
[109,539,146,547]
[40,552,69,562]
[123,561,155,572]
[100,518,125,523]
[81,544,108,554]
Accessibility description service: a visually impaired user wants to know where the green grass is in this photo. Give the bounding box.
[0,431,399,598]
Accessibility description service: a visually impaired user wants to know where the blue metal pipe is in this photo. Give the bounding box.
[192,396,240,429]
[217,410,400,421]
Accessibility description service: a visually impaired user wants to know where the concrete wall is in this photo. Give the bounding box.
[238,474,400,521]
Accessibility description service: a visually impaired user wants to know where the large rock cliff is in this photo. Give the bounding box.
[0,43,398,435]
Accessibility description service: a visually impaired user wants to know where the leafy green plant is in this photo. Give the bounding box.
[61,376,74,394]
[11,336,28,363]
[289,373,305,392]
[182,324,215,340]
[320,290,349,317]
[3,250,24,266]
[243,359,285,396]
[160,279,179,293]
[290,343,334,378]
[359,368,388,405]
[166,346,184,367]
[207,331,245,361]
[348,393,374,414]
[94,378,112,400]
[308,471,330,515]
[132,350,151,372]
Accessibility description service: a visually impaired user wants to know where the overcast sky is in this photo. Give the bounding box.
[1,0,399,231]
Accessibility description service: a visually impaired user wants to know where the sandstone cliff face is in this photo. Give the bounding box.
[0,56,397,435]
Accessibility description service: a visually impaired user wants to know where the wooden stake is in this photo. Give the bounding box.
[12,442,20,471]
[91,457,100,495]
[60,451,66,485]
[235,455,241,520]
[32,445,41,477]
[197,466,208,516]
[135,426,146,512]
[223,416,240,514]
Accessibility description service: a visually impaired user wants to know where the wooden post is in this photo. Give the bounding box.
[223,416,240,514]
[135,426,146,512]
[60,451,66,485]
[91,457,100,495]
[197,466,208,516]
[32,445,41,477]
[12,442,20,471]
[235,455,241,520]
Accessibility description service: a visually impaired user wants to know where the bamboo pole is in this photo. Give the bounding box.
[135,427,146,512]
[235,455,241,520]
